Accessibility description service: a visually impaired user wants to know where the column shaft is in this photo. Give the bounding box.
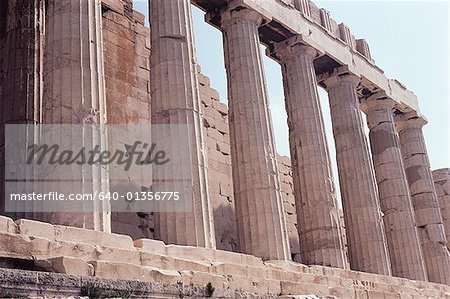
[1,0,44,218]
[42,0,110,231]
[395,114,450,284]
[149,0,216,248]
[220,8,290,260]
[324,74,391,275]
[362,98,427,281]
[433,169,450,251]
[277,42,347,268]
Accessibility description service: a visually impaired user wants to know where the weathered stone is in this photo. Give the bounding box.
[40,0,110,231]
[134,238,167,255]
[0,216,17,234]
[395,112,450,285]
[1,0,449,295]
[218,5,290,261]
[433,168,450,251]
[274,39,347,269]
[54,225,134,250]
[35,256,93,276]
[149,0,215,248]
[321,71,391,276]
[361,95,427,281]
[0,0,45,223]
[90,260,181,283]
[166,244,215,262]
[16,219,55,240]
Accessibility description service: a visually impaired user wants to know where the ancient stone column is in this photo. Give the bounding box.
[149,0,216,248]
[395,113,450,284]
[1,0,45,218]
[361,95,427,281]
[42,0,110,232]
[274,40,347,268]
[322,72,391,275]
[219,7,290,260]
[433,168,450,250]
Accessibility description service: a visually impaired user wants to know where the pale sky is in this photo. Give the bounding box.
[134,1,450,197]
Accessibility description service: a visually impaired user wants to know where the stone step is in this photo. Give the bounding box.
[0,217,449,298]
[14,219,134,250]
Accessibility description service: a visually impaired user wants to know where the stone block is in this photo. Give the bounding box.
[212,262,247,277]
[247,265,268,279]
[224,274,257,293]
[48,239,96,261]
[204,106,223,120]
[0,216,17,234]
[15,219,54,240]
[54,225,134,249]
[250,277,271,294]
[266,260,310,275]
[102,0,124,14]
[216,140,231,155]
[280,281,329,296]
[212,100,228,115]
[213,249,243,264]
[277,161,291,175]
[414,208,442,227]
[143,266,183,284]
[140,251,176,269]
[209,160,231,175]
[202,87,220,101]
[206,127,225,142]
[198,73,210,86]
[94,246,141,265]
[205,135,218,151]
[35,256,93,276]
[0,232,31,258]
[215,120,230,134]
[201,92,213,107]
[444,181,450,195]
[175,257,211,273]
[90,260,181,283]
[134,238,166,255]
[242,254,265,268]
[219,182,233,197]
[179,270,224,289]
[166,244,215,261]
[329,286,355,298]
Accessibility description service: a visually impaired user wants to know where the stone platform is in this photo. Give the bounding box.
[0,217,449,298]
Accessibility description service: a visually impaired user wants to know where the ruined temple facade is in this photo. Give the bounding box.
[0,0,449,297]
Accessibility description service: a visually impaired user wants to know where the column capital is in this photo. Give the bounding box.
[321,71,361,90]
[394,111,428,132]
[220,7,263,29]
[360,91,396,114]
[273,36,318,61]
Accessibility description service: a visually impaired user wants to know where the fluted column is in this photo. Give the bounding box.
[42,0,110,231]
[149,0,216,248]
[322,72,391,275]
[274,40,347,268]
[1,0,44,216]
[395,113,450,284]
[219,7,290,260]
[361,95,427,281]
[433,168,450,250]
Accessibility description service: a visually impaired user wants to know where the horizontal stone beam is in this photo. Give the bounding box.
[199,0,420,113]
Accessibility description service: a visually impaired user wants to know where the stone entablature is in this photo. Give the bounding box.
[201,0,420,113]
